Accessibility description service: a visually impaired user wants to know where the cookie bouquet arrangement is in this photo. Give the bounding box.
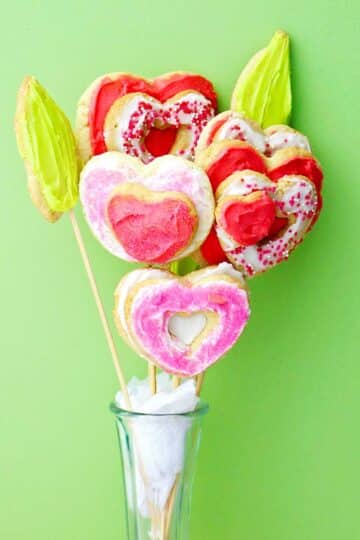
[15,30,323,540]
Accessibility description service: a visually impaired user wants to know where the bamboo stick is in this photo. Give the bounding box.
[149,362,157,394]
[69,209,131,409]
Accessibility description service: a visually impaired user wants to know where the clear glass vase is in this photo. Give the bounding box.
[110,401,208,540]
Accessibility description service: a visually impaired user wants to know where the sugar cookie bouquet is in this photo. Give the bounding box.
[15,30,323,540]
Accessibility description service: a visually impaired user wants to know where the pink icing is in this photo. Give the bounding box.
[80,155,213,262]
[131,280,250,376]
[80,167,137,259]
[107,193,196,263]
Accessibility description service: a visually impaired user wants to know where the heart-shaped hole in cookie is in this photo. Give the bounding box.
[144,126,178,157]
[107,183,198,264]
[168,311,208,347]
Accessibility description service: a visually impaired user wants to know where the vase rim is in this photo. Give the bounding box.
[109,399,209,418]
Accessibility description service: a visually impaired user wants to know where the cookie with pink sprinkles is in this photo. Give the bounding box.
[215,170,318,276]
[75,71,217,164]
[114,263,250,377]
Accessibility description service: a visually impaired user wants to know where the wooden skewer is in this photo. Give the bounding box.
[164,475,179,537]
[172,375,181,389]
[69,209,131,409]
[149,362,157,394]
[195,371,205,396]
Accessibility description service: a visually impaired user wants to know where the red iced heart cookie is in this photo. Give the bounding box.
[267,147,323,194]
[205,142,267,191]
[195,134,323,268]
[215,170,318,277]
[107,184,197,264]
[76,72,217,163]
[195,112,323,210]
[80,152,215,264]
[196,139,322,195]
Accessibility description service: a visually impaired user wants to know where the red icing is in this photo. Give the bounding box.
[206,146,267,191]
[220,193,276,246]
[89,73,217,155]
[107,193,196,264]
[200,228,227,265]
[266,216,289,239]
[269,157,323,194]
[144,126,178,157]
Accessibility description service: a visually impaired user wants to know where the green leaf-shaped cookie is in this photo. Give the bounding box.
[231,30,291,128]
[15,77,80,222]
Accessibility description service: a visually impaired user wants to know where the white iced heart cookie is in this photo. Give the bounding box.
[196,110,311,157]
[105,92,215,164]
[114,263,251,376]
[215,170,318,276]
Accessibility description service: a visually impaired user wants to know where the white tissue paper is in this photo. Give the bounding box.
[115,374,199,518]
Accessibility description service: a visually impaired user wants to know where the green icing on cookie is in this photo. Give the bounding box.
[15,77,79,214]
[231,30,291,128]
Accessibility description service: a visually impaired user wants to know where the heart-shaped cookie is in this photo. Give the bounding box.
[196,139,323,197]
[80,152,214,263]
[76,72,217,163]
[114,263,250,376]
[215,170,318,276]
[196,111,311,157]
[195,112,323,216]
[104,92,215,164]
[194,116,323,269]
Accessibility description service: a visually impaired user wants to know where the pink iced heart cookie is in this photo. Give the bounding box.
[114,263,250,376]
[215,170,318,276]
[80,152,214,263]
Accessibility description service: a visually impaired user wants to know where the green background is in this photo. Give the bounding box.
[1,1,360,539]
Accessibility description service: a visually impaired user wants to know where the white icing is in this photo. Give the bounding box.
[203,111,311,156]
[81,150,139,174]
[115,374,199,518]
[216,225,239,251]
[217,114,266,153]
[217,172,273,197]
[168,312,207,346]
[266,128,311,154]
[105,92,214,163]
[116,268,171,345]
[191,261,246,285]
